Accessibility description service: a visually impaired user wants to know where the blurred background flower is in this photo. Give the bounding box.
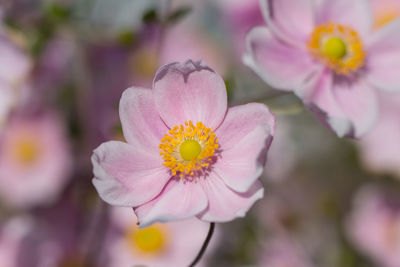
[0,0,399,266]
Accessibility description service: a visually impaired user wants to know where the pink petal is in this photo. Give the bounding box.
[92,141,170,207]
[244,26,321,91]
[214,104,275,192]
[153,60,227,129]
[216,103,275,150]
[134,178,208,228]
[332,77,378,138]
[197,174,264,222]
[0,39,31,85]
[119,87,169,152]
[260,0,315,44]
[316,0,372,39]
[307,70,378,137]
[366,20,400,92]
[306,69,354,137]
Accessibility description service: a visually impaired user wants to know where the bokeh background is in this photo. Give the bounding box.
[0,0,400,266]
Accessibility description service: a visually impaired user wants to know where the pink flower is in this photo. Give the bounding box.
[217,0,264,58]
[160,24,227,76]
[358,92,400,177]
[92,60,275,227]
[0,34,31,127]
[101,207,219,267]
[0,112,72,208]
[0,216,33,267]
[244,0,400,137]
[259,237,314,267]
[0,201,85,267]
[346,185,400,267]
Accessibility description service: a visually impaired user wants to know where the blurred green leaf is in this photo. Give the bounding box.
[142,8,159,24]
[116,30,137,46]
[44,3,71,21]
[166,7,191,24]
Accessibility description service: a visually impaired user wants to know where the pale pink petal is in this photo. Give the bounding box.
[119,87,168,151]
[332,77,378,138]
[306,69,354,137]
[134,178,208,228]
[153,60,227,129]
[359,92,400,176]
[215,105,274,192]
[316,0,373,39]
[0,38,31,86]
[366,20,400,92]
[0,81,14,126]
[260,0,315,44]
[197,175,264,222]
[215,103,275,150]
[92,141,170,207]
[244,26,321,91]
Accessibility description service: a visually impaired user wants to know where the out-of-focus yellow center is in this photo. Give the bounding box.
[130,48,158,79]
[323,37,347,59]
[308,23,365,75]
[126,224,167,255]
[179,139,202,161]
[374,11,399,29]
[159,121,219,178]
[12,138,40,165]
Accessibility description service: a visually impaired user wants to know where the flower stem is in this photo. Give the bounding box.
[188,222,215,267]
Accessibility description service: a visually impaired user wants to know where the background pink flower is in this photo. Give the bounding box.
[0,216,33,267]
[358,92,400,178]
[259,237,314,267]
[92,60,275,227]
[101,207,219,267]
[0,33,31,128]
[244,0,400,137]
[346,185,400,267]
[0,112,72,208]
[216,0,264,59]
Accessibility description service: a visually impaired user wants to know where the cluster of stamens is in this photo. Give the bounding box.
[308,23,365,75]
[159,121,219,178]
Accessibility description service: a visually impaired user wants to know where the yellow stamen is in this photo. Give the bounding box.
[12,137,40,165]
[159,121,219,178]
[308,23,365,75]
[374,11,399,29]
[126,224,167,255]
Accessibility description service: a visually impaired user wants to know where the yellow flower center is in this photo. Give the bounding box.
[323,37,347,59]
[126,224,168,256]
[179,139,202,161]
[12,137,40,165]
[130,47,158,79]
[308,23,365,75]
[159,121,219,178]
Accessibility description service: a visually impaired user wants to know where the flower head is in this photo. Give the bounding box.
[92,60,275,227]
[346,185,400,267]
[244,0,400,137]
[0,112,71,208]
[102,207,218,267]
[259,237,314,267]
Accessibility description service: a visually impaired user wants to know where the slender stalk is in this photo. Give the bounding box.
[188,222,215,267]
